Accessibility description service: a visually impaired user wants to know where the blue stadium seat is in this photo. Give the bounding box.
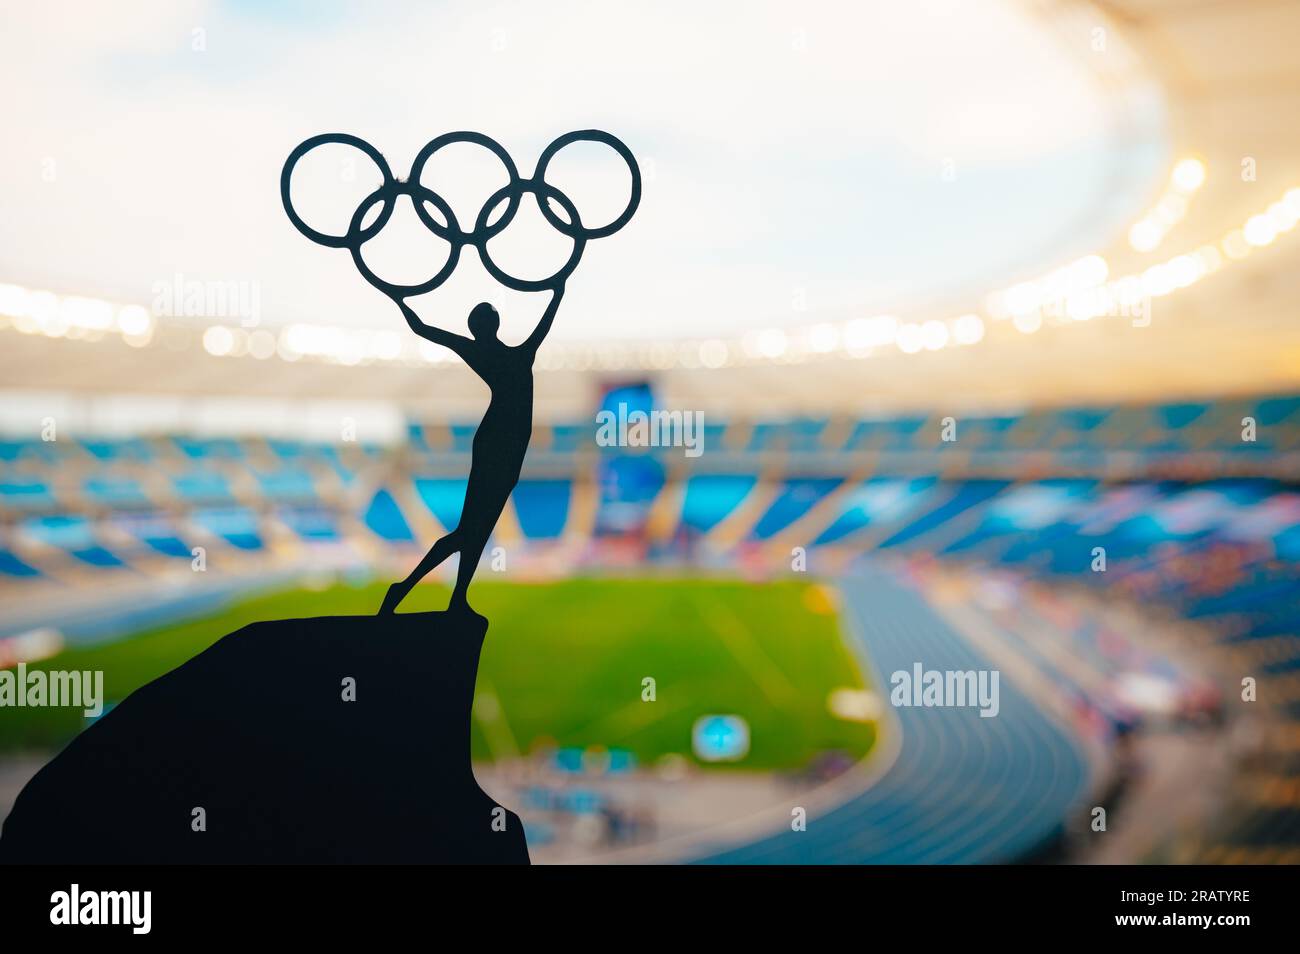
[1057,407,1112,432]
[143,535,192,558]
[549,424,587,453]
[266,438,307,459]
[748,419,829,452]
[679,474,757,534]
[22,514,125,567]
[405,423,430,453]
[961,415,1021,449]
[112,513,192,559]
[172,471,234,503]
[278,506,339,541]
[747,422,781,451]
[0,440,58,464]
[885,416,930,450]
[414,477,468,530]
[173,436,245,459]
[879,479,1010,549]
[1276,524,1300,562]
[449,425,477,453]
[1254,394,1300,426]
[749,477,841,539]
[0,480,55,510]
[83,476,149,507]
[1141,402,1210,452]
[814,477,938,545]
[23,513,97,548]
[702,421,728,450]
[363,489,415,542]
[80,438,154,462]
[254,468,317,502]
[318,445,356,485]
[0,441,28,463]
[0,548,40,577]
[841,419,891,452]
[192,507,263,550]
[513,480,571,539]
[71,545,125,567]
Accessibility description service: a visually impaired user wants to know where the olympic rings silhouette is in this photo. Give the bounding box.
[281,129,639,297]
[344,179,463,297]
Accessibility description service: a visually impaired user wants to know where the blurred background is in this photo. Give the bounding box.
[1,0,1298,863]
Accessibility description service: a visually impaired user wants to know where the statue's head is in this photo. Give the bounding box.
[467,302,500,340]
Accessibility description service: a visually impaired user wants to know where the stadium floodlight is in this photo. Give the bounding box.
[1243,214,1277,248]
[116,305,152,336]
[807,322,839,353]
[757,329,787,359]
[1265,200,1299,235]
[844,315,897,352]
[1013,311,1042,334]
[1194,245,1223,275]
[699,339,728,368]
[952,314,985,345]
[1171,157,1207,193]
[920,320,949,351]
[0,283,27,315]
[1126,156,1205,252]
[896,323,925,354]
[1220,230,1248,260]
[60,297,114,331]
[202,325,234,357]
[247,330,278,361]
[1129,219,1162,252]
[1167,255,1203,289]
[1072,255,1110,287]
[26,290,58,325]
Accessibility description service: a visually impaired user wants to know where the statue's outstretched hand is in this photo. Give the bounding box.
[385,292,470,354]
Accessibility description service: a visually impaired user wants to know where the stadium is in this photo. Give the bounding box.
[1,0,1299,868]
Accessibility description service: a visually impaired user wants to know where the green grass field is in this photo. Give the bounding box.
[0,578,875,769]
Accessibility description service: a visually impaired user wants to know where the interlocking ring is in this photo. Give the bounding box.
[477,179,586,292]
[408,131,523,246]
[281,128,640,295]
[533,130,641,240]
[346,179,464,298]
[281,133,397,249]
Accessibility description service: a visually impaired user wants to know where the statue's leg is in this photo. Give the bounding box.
[448,531,489,614]
[379,529,462,614]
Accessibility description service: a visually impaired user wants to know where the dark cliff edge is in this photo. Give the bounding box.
[0,611,528,864]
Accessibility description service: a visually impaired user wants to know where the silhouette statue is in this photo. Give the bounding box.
[279,128,640,616]
[378,286,563,616]
[0,130,639,865]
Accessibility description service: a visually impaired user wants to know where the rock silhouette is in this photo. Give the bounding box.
[0,611,529,864]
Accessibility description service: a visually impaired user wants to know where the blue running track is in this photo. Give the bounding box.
[696,571,1090,863]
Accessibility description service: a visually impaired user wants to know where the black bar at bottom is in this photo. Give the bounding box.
[1,864,1285,940]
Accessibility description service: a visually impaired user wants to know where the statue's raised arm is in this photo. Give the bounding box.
[519,284,565,356]
[388,294,472,359]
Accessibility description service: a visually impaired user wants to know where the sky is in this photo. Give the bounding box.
[0,0,1167,342]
